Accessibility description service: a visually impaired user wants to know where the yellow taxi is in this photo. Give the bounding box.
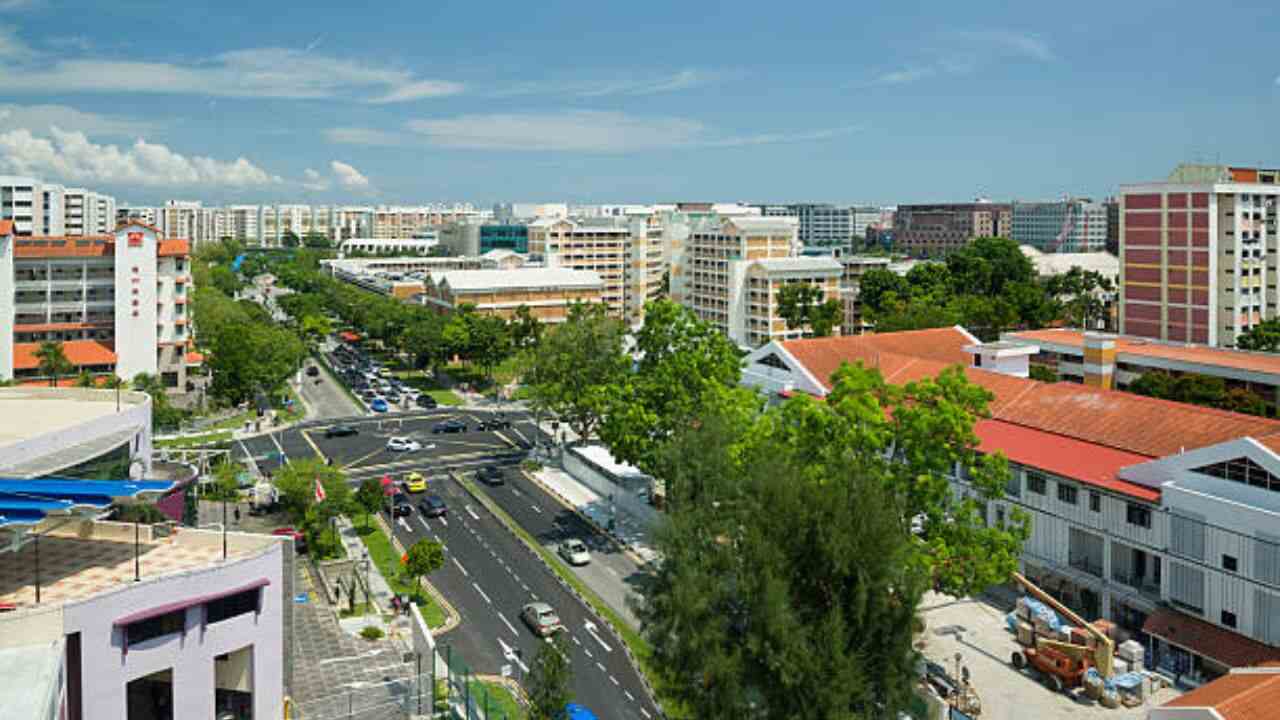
[403,472,427,493]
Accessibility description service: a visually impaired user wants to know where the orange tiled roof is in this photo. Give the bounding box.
[158,238,190,257]
[1162,670,1280,720]
[780,334,1280,459]
[1009,328,1280,378]
[12,340,117,370]
[1145,607,1280,670]
[13,237,114,258]
[186,351,204,365]
[781,327,974,385]
[0,219,13,236]
[115,220,162,234]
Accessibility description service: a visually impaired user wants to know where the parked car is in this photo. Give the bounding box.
[418,494,447,518]
[305,365,320,377]
[403,472,427,493]
[558,538,591,566]
[415,394,438,409]
[432,419,466,434]
[389,494,412,518]
[370,398,389,413]
[385,392,402,404]
[272,527,307,553]
[476,466,505,486]
[387,436,422,452]
[478,415,512,431]
[324,424,358,438]
[521,602,563,637]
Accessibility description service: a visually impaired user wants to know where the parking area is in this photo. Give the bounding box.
[917,593,1180,720]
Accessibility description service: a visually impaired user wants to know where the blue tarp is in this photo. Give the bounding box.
[565,704,597,720]
[0,477,175,528]
[231,253,246,272]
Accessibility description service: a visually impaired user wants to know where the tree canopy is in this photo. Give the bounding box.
[191,286,307,404]
[526,634,573,720]
[523,302,630,442]
[1236,319,1280,352]
[775,283,842,337]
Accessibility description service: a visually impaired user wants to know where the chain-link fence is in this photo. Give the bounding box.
[440,643,524,720]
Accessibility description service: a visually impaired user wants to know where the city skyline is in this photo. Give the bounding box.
[0,1,1277,205]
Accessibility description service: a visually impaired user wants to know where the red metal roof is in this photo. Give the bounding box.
[1162,670,1280,720]
[12,340,117,370]
[1144,608,1280,669]
[974,419,1160,502]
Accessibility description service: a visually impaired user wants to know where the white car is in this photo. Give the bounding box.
[558,538,591,566]
[386,436,422,452]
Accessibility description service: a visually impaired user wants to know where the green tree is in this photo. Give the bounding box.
[35,340,74,386]
[208,265,242,296]
[206,460,242,502]
[857,268,909,315]
[600,300,742,475]
[524,303,630,442]
[401,538,445,593]
[302,231,331,249]
[354,477,384,529]
[945,236,1035,297]
[872,292,961,333]
[132,372,186,430]
[281,230,301,248]
[1236,318,1280,352]
[904,262,951,299]
[300,314,334,348]
[1028,364,1058,383]
[467,313,513,381]
[776,282,843,338]
[273,459,352,554]
[1046,266,1113,329]
[74,370,97,388]
[526,634,573,720]
[509,304,542,350]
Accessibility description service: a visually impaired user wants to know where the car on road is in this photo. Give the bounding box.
[558,538,591,566]
[415,394,438,409]
[370,398,389,413]
[432,419,466,434]
[389,494,412,518]
[324,424,358,438]
[403,472,427,493]
[387,436,422,452]
[385,392,402,404]
[521,602,563,637]
[272,527,307,553]
[477,415,512,431]
[305,365,320,377]
[476,466,505,486]
[418,494,447,517]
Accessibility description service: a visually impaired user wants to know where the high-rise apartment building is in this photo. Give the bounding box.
[1,176,66,236]
[1119,164,1280,347]
[754,203,880,248]
[62,188,117,237]
[0,220,197,389]
[1012,199,1109,253]
[682,216,842,347]
[895,201,1012,256]
[527,218,631,316]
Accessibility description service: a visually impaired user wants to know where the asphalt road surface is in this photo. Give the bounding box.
[233,409,660,719]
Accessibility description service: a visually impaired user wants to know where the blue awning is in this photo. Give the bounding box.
[0,478,175,529]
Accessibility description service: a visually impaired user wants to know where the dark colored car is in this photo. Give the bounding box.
[389,494,412,518]
[432,419,467,434]
[384,392,402,404]
[324,424,358,438]
[476,466,505,486]
[418,494,447,517]
[305,365,320,377]
[415,394,438,409]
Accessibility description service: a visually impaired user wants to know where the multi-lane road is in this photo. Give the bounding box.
[234,408,660,720]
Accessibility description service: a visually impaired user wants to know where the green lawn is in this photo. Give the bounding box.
[358,522,448,628]
[467,680,524,720]
[392,372,464,405]
[155,430,234,448]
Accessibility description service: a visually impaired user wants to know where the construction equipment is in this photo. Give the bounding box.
[1009,573,1116,692]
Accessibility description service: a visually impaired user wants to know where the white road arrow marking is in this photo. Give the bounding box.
[497,638,529,673]
[583,621,613,652]
[530,504,542,514]
[397,517,410,531]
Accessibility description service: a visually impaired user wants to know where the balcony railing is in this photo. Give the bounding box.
[1111,570,1162,600]
[1068,556,1104,578]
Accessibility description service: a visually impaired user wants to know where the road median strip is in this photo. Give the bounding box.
[452,472,665,716]
[369,513,459,635]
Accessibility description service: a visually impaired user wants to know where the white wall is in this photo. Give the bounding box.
[113,224,159,379]
[62,542,285,720]
[1,228,13,380]
[0,389,152,477]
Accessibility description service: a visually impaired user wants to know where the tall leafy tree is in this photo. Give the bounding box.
[1236,318,1280,352]
[74,370,97,388]
[944,236,1034,297]
[402,538,445,590]
[776,283,842,338]
[509,304,542,350]
[35,340,74,386]
[1046,266,1113,329]
[856,268,909,316]
[467,312,513,381]
[523,302,629,442]
[601,300,742,475]
[354,477,384,529]
[526,634,573,720]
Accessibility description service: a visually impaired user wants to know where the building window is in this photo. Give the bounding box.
[206,588,261,625]
[1126,503,1152,529]
[1027,471,1047,495]
[1089,492,1101,513]
[1057,483,1079,505]
[1223,554,1239,572]
[1222,610,1237,628]
[127,609,186,645]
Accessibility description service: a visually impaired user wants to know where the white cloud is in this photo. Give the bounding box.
[302,168,329,191]
[323,127,406,146]
[330,111,856,153]
[330,160,370,189]
[0,26,34,59]
[497,68,717,98]
[0,0,40,11]
[0,103,159,136]
[0,126,282,187]
[406,111,706,152]
[0,45,464,103]
[867,29,1053,87]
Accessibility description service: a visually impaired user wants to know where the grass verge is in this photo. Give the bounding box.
[358,519,448,628]
[457,476,666,707]
[467,680,524,720]
[155,430,234,448]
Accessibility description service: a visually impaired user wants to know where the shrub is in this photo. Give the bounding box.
[521,460,542,473]
[359,625,384,641]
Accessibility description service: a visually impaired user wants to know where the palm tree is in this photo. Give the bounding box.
[74,370,96,388]
[35,340,74,387]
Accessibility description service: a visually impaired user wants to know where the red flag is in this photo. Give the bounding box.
[314,477,327,503]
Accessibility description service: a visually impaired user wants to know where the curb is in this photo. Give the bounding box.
[452,472,665,717]
[373,513,462,636]
[521,469,652,568]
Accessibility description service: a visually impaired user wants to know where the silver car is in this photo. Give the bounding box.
[558,538,591,566]
[521,602,563,637]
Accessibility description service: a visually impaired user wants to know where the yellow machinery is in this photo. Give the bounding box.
[1012,573,1116,680]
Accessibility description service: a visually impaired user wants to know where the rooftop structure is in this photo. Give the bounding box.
[0,387,153,480]
[421,268,604,322]
[1150,663,1280,719]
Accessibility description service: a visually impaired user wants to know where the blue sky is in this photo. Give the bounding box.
[0,0,1277,206]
